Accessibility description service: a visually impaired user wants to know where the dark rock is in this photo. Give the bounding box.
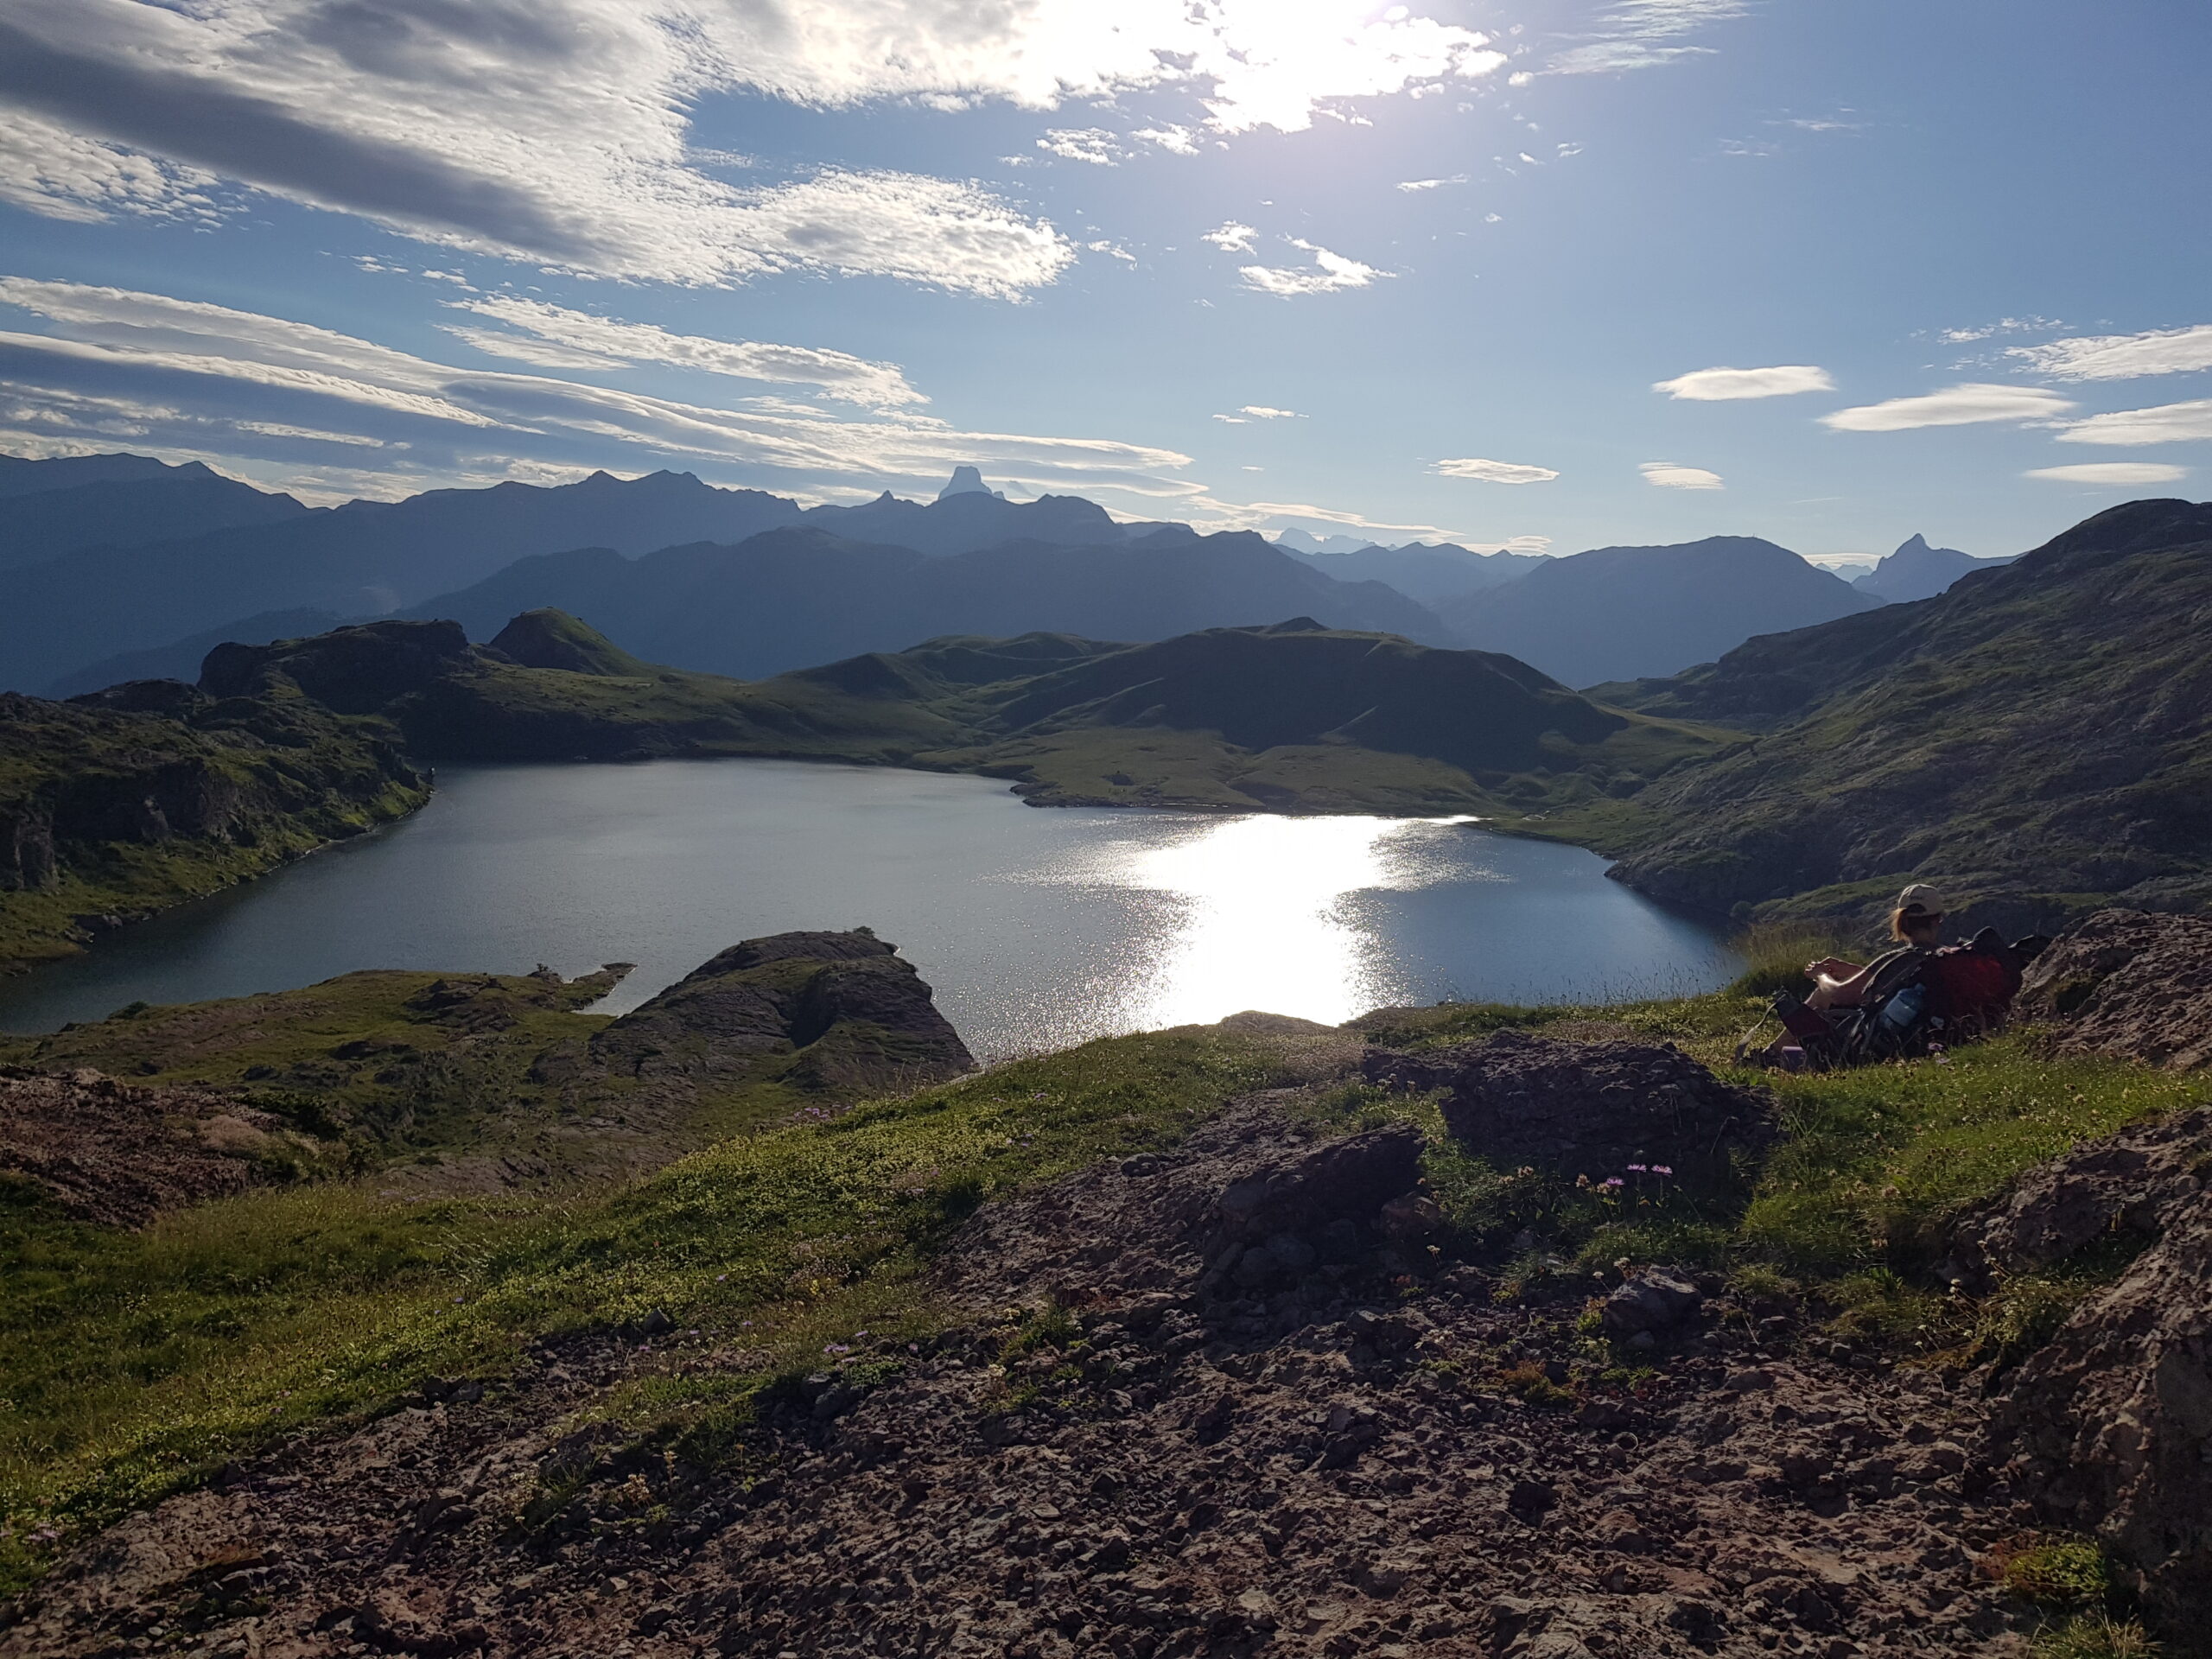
[1363,1030,1773,1184]
[2017,907,2212,1071]
[1600,1269,1703,1338]
[1214,1121,1425,1243]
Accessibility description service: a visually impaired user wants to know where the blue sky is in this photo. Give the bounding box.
[1,0,2207,563]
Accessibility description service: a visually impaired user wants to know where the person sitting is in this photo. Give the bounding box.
[1802,883,1947,1010]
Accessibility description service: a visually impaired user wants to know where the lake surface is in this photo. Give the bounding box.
[0,760,1740,1061]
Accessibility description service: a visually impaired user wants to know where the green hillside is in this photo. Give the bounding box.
[1605,499,2212,928]
[0,682,427,970]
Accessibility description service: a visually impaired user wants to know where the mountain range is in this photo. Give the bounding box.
[404,524,1448,679]
[0,450,2041,702]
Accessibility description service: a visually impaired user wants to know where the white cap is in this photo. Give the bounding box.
[1897,882,1948,914]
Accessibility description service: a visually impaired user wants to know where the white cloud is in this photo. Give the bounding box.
[1202,221,1259,254]
[1211,415,1248,423]
[0,275,1200,502]
[1821,383,2075,432]
[1396,175,1467,191]
[1240,240,1386,296]
[0,0,1503,288]
[1037,128,1124,165]
[2054,400,2212,448]
[1239,405,1303,419]
[2023,462,2190,485]
[1655,364,1832,400]
[1550,0,1753,74]
[2010,325,2212,383]
[1432,457,1560,484]
[1132,124,1199,155]
[1936,316,2062,344]
[445,296,925,407]
[1641,461,1724,489]
[0,106,225,225]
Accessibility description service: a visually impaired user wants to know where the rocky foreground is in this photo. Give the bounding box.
[3,912,2209,1659]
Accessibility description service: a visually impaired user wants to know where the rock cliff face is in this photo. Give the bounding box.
[2017,907,2212,1070]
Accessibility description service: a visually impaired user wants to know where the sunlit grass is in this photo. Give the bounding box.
[0,1026,1305,1594]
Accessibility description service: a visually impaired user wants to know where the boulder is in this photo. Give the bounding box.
[1363,1030,1773,1185]
[1213,1122,1426,1243]
[1601,1269,1704,1339]
[2017,907,2212,1071]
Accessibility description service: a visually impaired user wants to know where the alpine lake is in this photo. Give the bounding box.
[0,759,1741,1060]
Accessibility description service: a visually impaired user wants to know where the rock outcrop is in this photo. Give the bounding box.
[1363,1030,1775,1185]
[588,930,974,1095]
[2017,907,2212,1071]
[1982,1110,2212,1627]
[0,1068,305,1225]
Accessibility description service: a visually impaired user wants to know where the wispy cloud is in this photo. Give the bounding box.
[0,275,1199,505]
[1550,0,1754,74]
[2023,462,2190,485]
[1202,221,1259,254]
[2011,324,2212,383]
[1641,461,1724,488]
[2054,400,2212,447]
[1821,384,2075,432]
[1240,241,1387,297]
[1396,175,1468,192]
[1433,457,1560,484]
[1655,364,1833,400]
[1238,405,1303,419]
[443,297,925,408]
[1936,316,2063,343]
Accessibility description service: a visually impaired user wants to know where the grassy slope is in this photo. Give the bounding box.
[0,1026,1312,1592]
[3,956,2206,1597]
[1599,499,2212,926]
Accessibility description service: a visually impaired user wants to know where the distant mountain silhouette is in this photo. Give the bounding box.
[1273,529,1382,556]
[1852,533,2018,602]
[936,465,1002,501]
[796,487,1136,556]
[42,608,351,700]
[0,465,803,692]
[1441,535,1883,689]
[409,525,1451,678]
[0,467,311,570]
[0,452,188,498]
[1278,541,1548,605]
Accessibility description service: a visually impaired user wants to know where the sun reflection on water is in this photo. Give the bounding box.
[1106,813,1485,1028]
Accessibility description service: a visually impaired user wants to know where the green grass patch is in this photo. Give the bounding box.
[0,1025,1304,1596]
